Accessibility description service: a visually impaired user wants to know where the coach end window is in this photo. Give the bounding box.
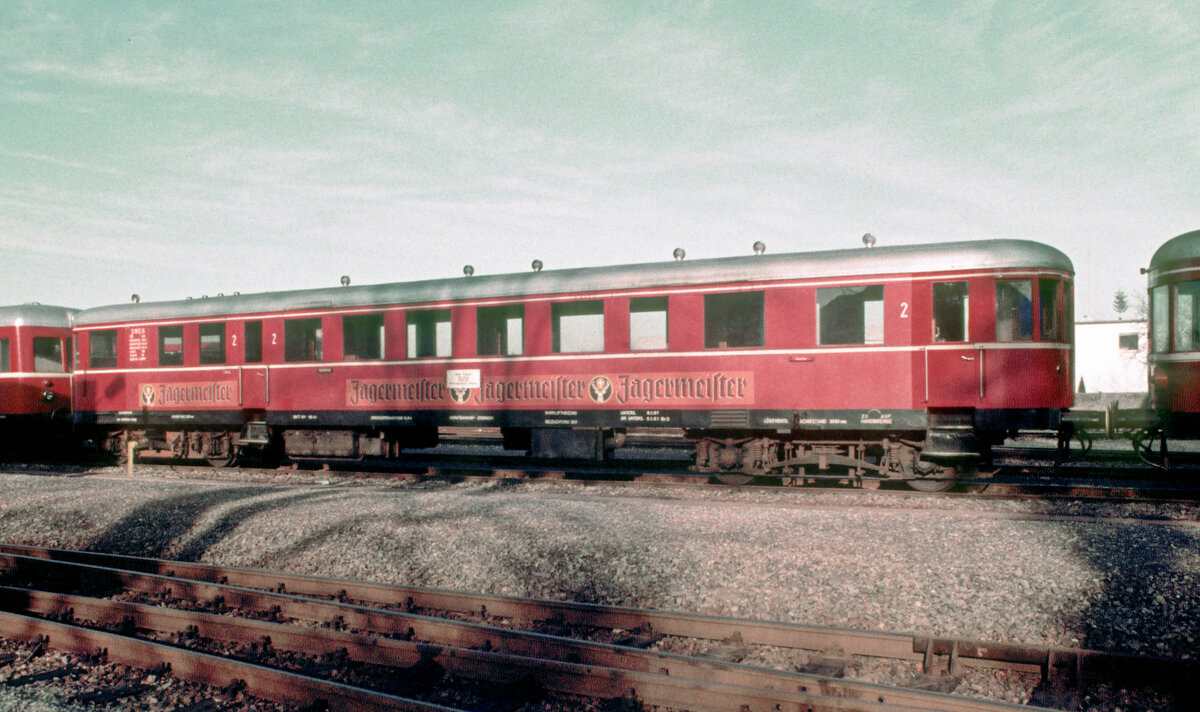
[477,305,523,356]
[631,297,668,351]
[284,318,323,362]
[344,313,384,360]
[0,339,8,371]
[932,282,968,342]
[553,301,604,353]
[199,323,226,365]
[996,281,1033,342]
[33,337,64,372]
[89,330,118,368]
[407,310,451,359]
[1039,279,1065,342]
[1174,280,1200,352]
[817,286,883,345]
[705,292,764,348]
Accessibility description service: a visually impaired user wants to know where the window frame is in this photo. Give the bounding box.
[32,336,64,373]
[89,329,118,368]
[630,296,668,351]
[704,291,765,349]
[199,323,226,365]
[816,285,884,346]
[552,300,605,354]
[343,313,385,361]
[283,317,324,363]
[406,309,452,359]
[476,304,524,356]
[931,281,969,343]
[995,280,1034,342]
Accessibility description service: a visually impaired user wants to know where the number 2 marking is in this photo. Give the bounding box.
[272,333,278,345]
[900,302,910,318]
[231,334,237,347]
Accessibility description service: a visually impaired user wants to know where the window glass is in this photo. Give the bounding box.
[65,338,73,371]
[0,338,8,372]
[343,313,384,360]
[1039,279,1064,341]
[89,330,118,368]
[245,321,263,363]
[33,337,63,372]
[817,286,884,345]
[995,281,1033,341]
[1174,281,1200,352]
[705,292,765,348]
[553,301,605,353]
[284,318,323,362]
[932,282,968,342]
[1152,285,1170,354]
[477,305,524,356]
[1118,333,1139,351]
[407,310,451,358]
[630,297,668,351]
[199,323,225,365]
[158,326,184,366]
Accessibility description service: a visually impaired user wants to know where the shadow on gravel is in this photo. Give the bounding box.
[84,487,332,561]
[1064,521,1200,659]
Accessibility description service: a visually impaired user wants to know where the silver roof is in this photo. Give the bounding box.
[75,239,1073,327]
[1149,229,1200,275]
[0,304,78,329]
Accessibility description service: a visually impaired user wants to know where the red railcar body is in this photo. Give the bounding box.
[72,239,1073,480]
[0,304,77,444]
[1147,229,1200,437]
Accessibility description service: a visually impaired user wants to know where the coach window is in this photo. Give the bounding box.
[89,330,118,368]
[0,339,8,371]
[407,309,451,358]
[932,282,968,342]
[1174,281,1200,352]
[343,313,384,360]
[244,321,263,363]
[995,280,1033,341]
[553,301,604,353]
[199,323,225,365]
[477,305,523,356]
[1151,286,1169,353]
[1039,279,1064,341]
[705,292,765,348]
[158,326,184,366]
[33,337,64,372]
[817,286,883,345]
[630,297,668,350]
[284,318,323,362]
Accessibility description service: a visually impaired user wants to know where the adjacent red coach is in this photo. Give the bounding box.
[1147,229,1200,440]
[0,304,77,448]
[72,238,1073,487]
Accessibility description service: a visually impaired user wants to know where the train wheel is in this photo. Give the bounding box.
[907,464,956,492]
[714,473,754,486]
[206,452,238,468]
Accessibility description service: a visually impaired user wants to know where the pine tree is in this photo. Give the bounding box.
[1113,290,1129,317]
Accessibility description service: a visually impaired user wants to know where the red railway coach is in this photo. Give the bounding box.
[71,238,1073,488]
[1147,229,1200,440]
[0,304,77,448]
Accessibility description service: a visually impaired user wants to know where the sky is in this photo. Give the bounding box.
[1,1,1197,320]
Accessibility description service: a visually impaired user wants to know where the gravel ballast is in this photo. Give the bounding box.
[0,468,1197,709]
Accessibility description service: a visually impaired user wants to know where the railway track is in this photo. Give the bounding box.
[0,544,1192,711]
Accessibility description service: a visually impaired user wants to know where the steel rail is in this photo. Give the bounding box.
[0,609,461,712]
[0,585,1041,712]
[0,553,1038,712]
[4,542,1194,689]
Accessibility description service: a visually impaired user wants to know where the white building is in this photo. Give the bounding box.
[1074,320,1148,394]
